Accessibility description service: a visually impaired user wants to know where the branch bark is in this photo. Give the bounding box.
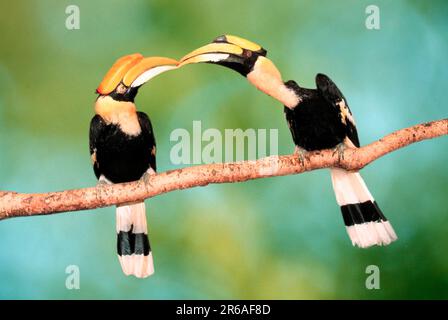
[1,118,447,220]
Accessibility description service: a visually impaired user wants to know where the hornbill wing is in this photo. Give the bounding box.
[284,106,300,146]
[89,114,106,179]
[137,112,157,172]
[344,116,360,148]
[315,73,360,147]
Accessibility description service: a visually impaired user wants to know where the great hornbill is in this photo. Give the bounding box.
[178,35,397,248]
[91,54,178,277]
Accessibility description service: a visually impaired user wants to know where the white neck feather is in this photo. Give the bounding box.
[247,57,300,109]
[95,96,141,136]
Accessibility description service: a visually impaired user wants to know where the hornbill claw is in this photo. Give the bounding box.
[294,146,308,167]
[332,143,347,163]
[141,168,156,186]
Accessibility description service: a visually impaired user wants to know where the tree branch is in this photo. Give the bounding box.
[0,118,446,220]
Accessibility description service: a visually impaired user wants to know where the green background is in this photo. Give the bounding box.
[0,0,447,299]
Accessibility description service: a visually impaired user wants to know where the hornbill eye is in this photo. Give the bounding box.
[115,83,128,95]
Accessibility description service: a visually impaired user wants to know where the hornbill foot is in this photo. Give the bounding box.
[97,174,112,186]
[96,175,111,195]
[141,168,156,185]
[332,143,347,163]
[294,146,308,167]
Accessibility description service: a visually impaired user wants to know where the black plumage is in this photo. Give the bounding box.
[284,73,359,151]
[282,73,396,247]
[89,111,156,183]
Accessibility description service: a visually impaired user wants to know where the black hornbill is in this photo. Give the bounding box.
[91,54,178,277]
[178,35,397,248]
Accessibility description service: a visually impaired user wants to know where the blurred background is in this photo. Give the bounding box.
[0,0,447,299]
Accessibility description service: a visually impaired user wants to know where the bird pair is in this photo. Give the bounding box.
[90,35,397,278]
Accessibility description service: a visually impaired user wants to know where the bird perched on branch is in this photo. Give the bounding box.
[179,35,397,248]
[90,54,178,277]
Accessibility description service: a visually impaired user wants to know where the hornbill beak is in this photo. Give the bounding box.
[178,35,267,77]
[179,35,298,108]
[97,54,178,95]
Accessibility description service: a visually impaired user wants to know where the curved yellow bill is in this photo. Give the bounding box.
[122,56,179,87]
[96,53,143,95]
[179,43,244,64]
[178,35,267,68]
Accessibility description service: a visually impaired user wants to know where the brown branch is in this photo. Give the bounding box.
[0,118,447,220]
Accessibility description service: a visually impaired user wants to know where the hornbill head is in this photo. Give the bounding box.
[96,53,178,102]
[179,35,266,76]
[178,35,299,108]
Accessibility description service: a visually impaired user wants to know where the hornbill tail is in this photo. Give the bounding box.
[331,168,398,248]
[116,202,154,278]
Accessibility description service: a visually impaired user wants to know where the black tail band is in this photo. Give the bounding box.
[341,201,387,226]
[117,231,151,256]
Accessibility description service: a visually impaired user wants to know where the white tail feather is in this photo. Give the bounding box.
[347,221,397,248]
[116,202,154,278]
[330,168,397,248]
[118,253,154,278]
[331,168,373,205]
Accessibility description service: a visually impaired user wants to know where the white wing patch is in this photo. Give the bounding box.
[91,149,97,165]
[338,99,356,126]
